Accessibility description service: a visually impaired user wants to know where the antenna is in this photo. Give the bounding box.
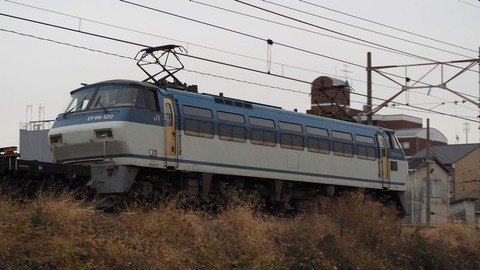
[135,44,187,89]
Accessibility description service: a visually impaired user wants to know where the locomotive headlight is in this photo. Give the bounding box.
[95,129,113,139]
[49,134,63,144]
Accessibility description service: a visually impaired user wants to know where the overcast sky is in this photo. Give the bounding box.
[1,0,479,149]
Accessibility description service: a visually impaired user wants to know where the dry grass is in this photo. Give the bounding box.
[1,191,480,269]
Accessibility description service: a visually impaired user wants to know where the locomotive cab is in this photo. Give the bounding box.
[48,80,167,194]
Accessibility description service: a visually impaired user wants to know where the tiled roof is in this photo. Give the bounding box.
[412,144,480,165]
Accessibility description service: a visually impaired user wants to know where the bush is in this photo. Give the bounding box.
[1,191,480,269]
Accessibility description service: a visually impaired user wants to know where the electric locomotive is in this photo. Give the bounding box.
[48,46,408,210]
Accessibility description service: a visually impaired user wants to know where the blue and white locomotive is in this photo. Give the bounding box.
[48,46,408,210]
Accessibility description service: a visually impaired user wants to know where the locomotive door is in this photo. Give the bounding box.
[164,98,177,165]
[377,134,390,188]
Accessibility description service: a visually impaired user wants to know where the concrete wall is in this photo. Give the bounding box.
[404,162,450,225]
[19,129,53,162]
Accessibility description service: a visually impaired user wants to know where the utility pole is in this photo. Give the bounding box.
[367,52,372,125]
[426,119,431,226]
[464,122,470,144]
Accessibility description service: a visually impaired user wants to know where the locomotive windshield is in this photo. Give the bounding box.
[63,84,146,114]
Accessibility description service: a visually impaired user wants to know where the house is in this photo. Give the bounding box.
[412,144,480,202]
[404,158,451,225]
[407,144,480,225]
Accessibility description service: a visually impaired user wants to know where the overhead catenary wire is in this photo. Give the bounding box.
[7,0,479,107]
[261,0,473,59]
[299,0,478,55]
[4,0,358,85]
[189,0,412,58]
[235,0,479,75]
[234,0,452,64]
[119,0,479,99]
[1,25,478,126]
[118,0,364,69]
[3,1,477,121]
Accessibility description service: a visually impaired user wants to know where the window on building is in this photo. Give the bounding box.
[423,179,442,198]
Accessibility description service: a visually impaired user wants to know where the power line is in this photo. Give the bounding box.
[235,0,448,64]
[0,19,478,124]
[4,1,478,100]
[1,0,369,88]
[118,0,363,68]
[189,0,413,58]
[457,0,480,9]
[299,0,478,54]
[119,0,478,97]
[0,27,135,60]
[261,0,473,58]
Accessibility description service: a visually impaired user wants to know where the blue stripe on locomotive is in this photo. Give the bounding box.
[167,87,406,162]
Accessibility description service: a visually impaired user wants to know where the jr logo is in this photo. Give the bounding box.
[153,115,161,122]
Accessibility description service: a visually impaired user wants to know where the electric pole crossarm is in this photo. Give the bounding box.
[371,58,478,69]
[444,61,478,85]
[369,87,407,115]
[373,70,404,87]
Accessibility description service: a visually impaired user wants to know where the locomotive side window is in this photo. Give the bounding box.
[280,133,304,150]
[279,121,303,132]
[251,129,276,147]
[332,131,354,157]
[333,142,354,157]
[250,116,275,147]
[355,135,375,144]
[278,121,303,150]
[306,126,328,137]
[217,111,245,123]
[183,105,214,138]
[387,132,402,149]
[219,124,247,142]
[357,145,376,160]
[183,105,213,118]
[307,138,330,154]
[249,116,275,128]
[184,119,214,138]
[332,130,353,141]
[146,89,160,112]
[355,135,376,160]
[306,126,330,154]
[134,88,147,109]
